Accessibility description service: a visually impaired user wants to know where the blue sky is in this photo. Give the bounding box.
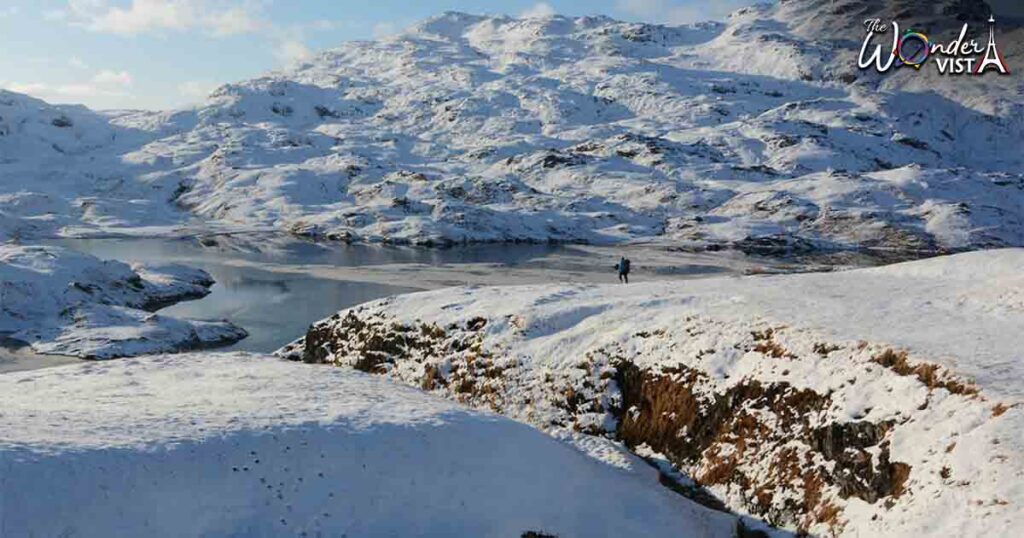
[0,0,754,110]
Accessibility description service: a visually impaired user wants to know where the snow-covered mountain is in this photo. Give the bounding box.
[0,91,187,240]
[2,1,1022,252]
[707,0,1023,117]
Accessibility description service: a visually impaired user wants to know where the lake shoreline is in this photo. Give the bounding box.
[0,336,79,374]
[5,235,883,374]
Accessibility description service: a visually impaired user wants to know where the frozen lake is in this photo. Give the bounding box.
[3,233,870,372]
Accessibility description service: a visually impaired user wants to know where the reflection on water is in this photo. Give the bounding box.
[54,234,571,268]
[162,266,419,352]
[46,235,576,353]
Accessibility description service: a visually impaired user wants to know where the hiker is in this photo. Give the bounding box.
[616,256,631,284]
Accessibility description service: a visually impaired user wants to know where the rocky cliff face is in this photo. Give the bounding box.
[278,251,1024,536]
[282,311,977,535]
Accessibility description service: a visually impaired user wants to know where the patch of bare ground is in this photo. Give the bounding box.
[812,343,841,356]
[992,403,1013,417]
[750,328,797,359]
[871,349,978,396]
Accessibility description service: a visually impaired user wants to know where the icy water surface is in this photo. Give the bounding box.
[6,233,870,371]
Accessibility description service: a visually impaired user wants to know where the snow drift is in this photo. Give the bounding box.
[0,353,737,538]
[281,249,1024,536]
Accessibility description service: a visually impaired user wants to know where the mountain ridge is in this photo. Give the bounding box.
[1,3,1021,253]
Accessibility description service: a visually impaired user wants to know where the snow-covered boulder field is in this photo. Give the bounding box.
[280,249,1024,536]
[2,0,1022,253]
[0,245,246,358]
[0,353,740,538]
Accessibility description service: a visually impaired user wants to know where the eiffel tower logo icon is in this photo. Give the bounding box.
[974,15,1010,75]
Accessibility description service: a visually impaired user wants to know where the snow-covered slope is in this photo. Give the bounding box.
[701,0,1023,118]
[0,245,246,358]
[0,90,116,158]
[0,353,738,538]
[280,249,1024,536]
[0,90,192,241]
[2,1,1022,252]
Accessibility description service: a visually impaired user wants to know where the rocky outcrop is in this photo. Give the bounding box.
[0,245,247,359]
[278,282,1019,536]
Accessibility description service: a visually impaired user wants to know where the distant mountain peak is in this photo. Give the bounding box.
[1,7,1022,253]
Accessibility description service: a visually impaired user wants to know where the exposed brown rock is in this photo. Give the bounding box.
[287,312,936,534]
[872,349,978,396]
[612,360,909,532]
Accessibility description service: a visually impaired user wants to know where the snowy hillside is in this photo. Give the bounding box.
[0,245,246,358]
[0,353,738,538]
[0,90,191,241]
[696,0,1023,118]
[280,249,1024,536]
[2,0,1023,252]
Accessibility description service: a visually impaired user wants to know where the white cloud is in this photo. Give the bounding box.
[0,6,20,17]
[520,2,557,19]
[56,0,266,37]
[178,79,218,99]
[87,0,192,34]
[54,1,323,70]
[92,69,133,88]
[69,56,90,70]
[267,18,358,67]
[274,39,312,65]
[199,5,262,36]
[5,69,136,105]
[372,21,398,39]
[615,0,749,24]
